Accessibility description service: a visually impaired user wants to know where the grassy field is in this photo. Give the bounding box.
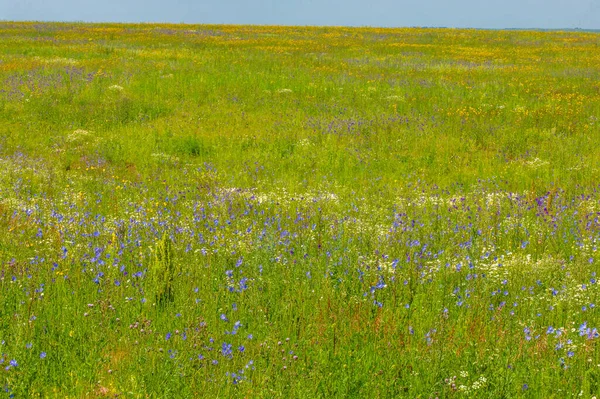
[1,21,600,397]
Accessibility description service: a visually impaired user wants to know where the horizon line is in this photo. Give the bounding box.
[1,19,599,32]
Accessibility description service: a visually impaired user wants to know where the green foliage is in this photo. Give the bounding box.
[151,233,177,306]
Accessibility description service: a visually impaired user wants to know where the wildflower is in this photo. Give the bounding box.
[524,327,532,341]
[221,342,233,358]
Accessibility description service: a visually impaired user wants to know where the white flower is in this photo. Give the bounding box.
[66,129,92,143]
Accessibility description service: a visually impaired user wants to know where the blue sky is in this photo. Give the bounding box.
[1,0,599,29]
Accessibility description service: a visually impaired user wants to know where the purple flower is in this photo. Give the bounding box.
[40,352,47,359]
[221,342,233,357]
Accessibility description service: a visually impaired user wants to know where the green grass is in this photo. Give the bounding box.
[0,21,599,397]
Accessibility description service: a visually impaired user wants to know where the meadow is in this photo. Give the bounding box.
[0,21,599,397]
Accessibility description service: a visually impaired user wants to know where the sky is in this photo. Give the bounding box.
[1,0,599,29]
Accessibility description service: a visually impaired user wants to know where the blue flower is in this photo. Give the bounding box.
[40,352,47,359]
[221,342,233,357]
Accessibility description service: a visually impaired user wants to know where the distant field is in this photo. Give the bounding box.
[0,22,599,397]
